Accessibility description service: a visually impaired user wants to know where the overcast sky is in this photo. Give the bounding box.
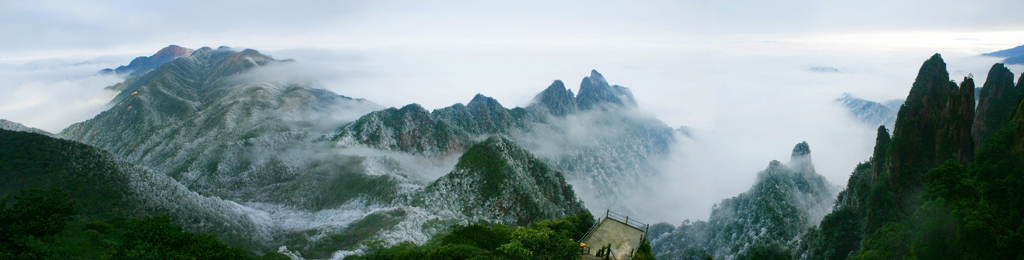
[3,0,1024,223]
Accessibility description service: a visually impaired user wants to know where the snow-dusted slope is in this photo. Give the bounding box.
[836,93,898,130]
[649,142,839,260]
[0,119,59,138]
[62,47,386,209]
[417,136,586,226]
[0,128,271,250]
[334,70,677,217]
[57,46,597,258]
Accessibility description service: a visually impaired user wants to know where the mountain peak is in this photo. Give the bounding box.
[468,94,499,107]
[791,141,811,159]
[590,69,607,84]
[531,80,578,116]
[467,94,512,133]
[100,44,195,76]
[973,63,1021,147]
[422,135,586,225]
[789,141,815,175]
[576,70,638,110]
[153,45,193,59]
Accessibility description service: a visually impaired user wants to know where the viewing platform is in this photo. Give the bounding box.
[580,210,649,260]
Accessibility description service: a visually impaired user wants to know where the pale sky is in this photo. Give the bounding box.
[3,0,1024,222]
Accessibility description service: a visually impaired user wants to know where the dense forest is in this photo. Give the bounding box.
[0,187,286,259]
[5,53,1024,260]
[796,57,1024,259]
[344,212,657,260]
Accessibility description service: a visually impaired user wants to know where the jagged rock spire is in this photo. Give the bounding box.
[467,94,513,134]
[869,125,891,184]
[938,77,976,164]
[973,63,1022,147]
[532,80,578,116]
[789,141,815,176]
[576,70,638,110]
[886,53,956,187]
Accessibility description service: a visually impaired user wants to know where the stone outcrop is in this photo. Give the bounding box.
[973,63,1022,147]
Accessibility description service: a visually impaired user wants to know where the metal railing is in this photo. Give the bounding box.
[605,209,647,230]
[581,209,651,260]
[579,216,602,243]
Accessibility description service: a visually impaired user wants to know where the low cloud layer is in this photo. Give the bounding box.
[3,0,1024,227]
[0,59,122,133]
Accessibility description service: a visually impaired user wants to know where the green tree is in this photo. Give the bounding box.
[105,214,251,260]
[0,186,77,258]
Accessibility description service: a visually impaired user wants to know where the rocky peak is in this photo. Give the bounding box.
[152,45,193,60]
[938,77,976,164]
[420,135,585,226]
[869,125,891,184]
[531,80,578,116]
[467,94,513,133]
[791,141,811,159]
[874,54,976,231]
[886,53,957,187]
[100,44,195,76]
[789,141,815,176]
[973,63,1022,147]
[576,70,638,110]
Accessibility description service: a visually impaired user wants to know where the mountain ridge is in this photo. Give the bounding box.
[100,44,194,76]
[649,142,838,260]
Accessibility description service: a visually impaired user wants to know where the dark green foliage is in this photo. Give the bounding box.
[258,252,291,260]
[0,187,77,258]
[107,214,251,260]
[429,244,492,260]
[973,63,1022,146]
[0,129,131,219]
[737,242,791,260]
[441,224,513,251]
[873,54,957,230]
[0,187,274,259]
[563,212,596,241]
[850,94,1024,259]
[422,136,587,226]
[801,57,1024,260]
[346,213,603,260]
[809,60,1024,259]
[798,206,863,260]
[456,138,509,199]
[852,222,911,260]
[633,240,656,260]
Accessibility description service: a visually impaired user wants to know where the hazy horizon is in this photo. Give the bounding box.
[3,0,1024,224]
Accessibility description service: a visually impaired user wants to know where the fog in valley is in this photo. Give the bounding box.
[3,0,1024,227]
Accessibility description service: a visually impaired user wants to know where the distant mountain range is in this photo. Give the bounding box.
[99,45,193,76]
[836,93,900,130]
[983,44,1024,65]
[8,44,1024,259]
[0,119,59,138]
[18,45,675,258]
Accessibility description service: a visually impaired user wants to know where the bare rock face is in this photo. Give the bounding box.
[869,125,891,184]
[973,63,1022,147]
[938,77,976,165]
